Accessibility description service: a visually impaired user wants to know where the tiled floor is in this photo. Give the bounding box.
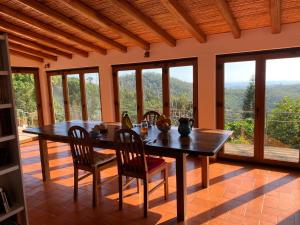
[21,141,300,225]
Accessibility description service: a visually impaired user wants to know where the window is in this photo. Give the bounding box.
[216,48,300,167]
[113,58,198,126]
[47,67,102,123]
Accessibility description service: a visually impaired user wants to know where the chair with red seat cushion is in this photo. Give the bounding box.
[115,128,169,218]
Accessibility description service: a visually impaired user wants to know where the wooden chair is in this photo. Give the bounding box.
[68,126,116,208]
[115,129,168,217]
[143,111,160,126]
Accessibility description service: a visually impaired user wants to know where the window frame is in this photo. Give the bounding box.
[112,58,198,126]
[47,67,102,123]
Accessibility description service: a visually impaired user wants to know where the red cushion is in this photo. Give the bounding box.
[123,156,165,173]
[146,157,165,173]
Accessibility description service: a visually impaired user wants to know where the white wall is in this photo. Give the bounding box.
[14,22,300,127]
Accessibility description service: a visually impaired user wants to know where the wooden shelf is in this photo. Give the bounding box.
[0,104,12,110]
[0,33,28,224]
[0,205,24,222]
[0,71,9,76]
[0,135,16,143]
[0,164,19,176]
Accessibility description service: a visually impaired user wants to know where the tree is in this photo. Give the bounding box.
[12,73,37,126]
[242,76,255,119]
[266,97,300,149]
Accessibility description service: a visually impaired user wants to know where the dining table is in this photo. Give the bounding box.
[24,120,232,222]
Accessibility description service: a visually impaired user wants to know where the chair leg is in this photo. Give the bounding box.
[143,179,149,218]
[92,171,98,208]
[163,167,169,200]
[97,169,101,185]
[137,178,140,193]
[118,175,123,210]
[74,167,78,201]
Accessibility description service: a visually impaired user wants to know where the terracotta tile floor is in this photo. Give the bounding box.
[21,141,300,225]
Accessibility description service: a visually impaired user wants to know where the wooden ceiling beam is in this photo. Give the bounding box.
[59,0,150,50]
[10,49,44,62]
[160,0,206,43]
[111,0,176,47]
[0,20,89,57]
[270,0,281,34]
[0,4,106,55]
[215,0,241,38]
[9,42,57,61]
[16,0,127,52]
[8,34,73,59]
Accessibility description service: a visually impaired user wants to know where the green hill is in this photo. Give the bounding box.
[119,72,193,121]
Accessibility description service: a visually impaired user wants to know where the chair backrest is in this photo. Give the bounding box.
[114,129,147,178]
[68,126,95,167]
[143,111,160,126]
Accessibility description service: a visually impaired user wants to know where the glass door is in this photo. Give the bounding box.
[84,72,102,121]
[217,49,300,167]
[113,58,198,125]
[50,75,65,123]
[67,74,82,120]
[142,68,163,114]
[169,66,194,125]
[117,70,137,123]
[264,57,300,163]
[222,60,256,158]
[12,71,41,142]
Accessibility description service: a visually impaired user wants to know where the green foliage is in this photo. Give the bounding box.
[50,75,101,122]
[225,118,254,144]
[266,97,300,149]
[67,77,82,119]
[242,77,255,119]
[12,73,36,115]
[118,72,193,123]
[85,76,101,120]
[12,73,38,126]
[51,76,65,122]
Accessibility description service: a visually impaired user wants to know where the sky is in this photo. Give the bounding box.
[225,57,300,83]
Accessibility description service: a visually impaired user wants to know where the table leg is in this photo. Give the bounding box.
[176,153,187,222]
[201,156,209,188]
[38,137,50,181]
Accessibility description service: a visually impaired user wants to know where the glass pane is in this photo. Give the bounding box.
[224,61,256,157]
[264,57,300,163]
[67,74,82,120]
[85,72,101,121]
[142,68,163,114]
[169,66,193,125]
[118,70,137,123]
[50,75,65,123]
[12,73,38,141]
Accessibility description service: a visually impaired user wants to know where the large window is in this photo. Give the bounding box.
[113,58,198,126]
[47,67,102,123]
[217,48,300,167]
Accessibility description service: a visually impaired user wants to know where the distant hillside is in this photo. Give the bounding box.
[225,83,300,112]
[118,73,193,120]
[119,73,300,118]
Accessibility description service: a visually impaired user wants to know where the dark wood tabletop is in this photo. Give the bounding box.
[24,120,232,156]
